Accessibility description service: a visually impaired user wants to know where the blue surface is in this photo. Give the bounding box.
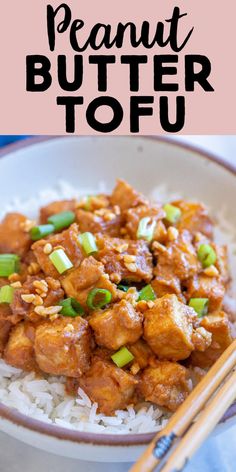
[0,136,30,147]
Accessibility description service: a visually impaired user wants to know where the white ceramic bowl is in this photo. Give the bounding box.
[0,136,235,462]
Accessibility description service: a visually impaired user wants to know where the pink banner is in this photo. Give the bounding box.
[0,0,235,134]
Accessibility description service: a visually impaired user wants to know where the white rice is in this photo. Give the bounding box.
[0,181,235,434]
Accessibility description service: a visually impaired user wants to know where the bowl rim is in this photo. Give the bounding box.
[0,135,235,447]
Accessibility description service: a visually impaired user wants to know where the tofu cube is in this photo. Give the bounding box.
[76,208,121,237]
[4,322,36,371]
[186,275,225,312]
[34,317,91,377]
[154,230,200,282]
[32,223,83,278]
[61,256,118,310]
[97,236,153,283]
[0,213,31,257]
[172,200,213,238]
[110,179,147,211]
[190,311,233,368]
[78,358,138,414]
[124,204,165,239]
[89,300,143,350]
[40,199,77,224]
[0,320,12,355]
[138,360,191,411]
[144,294,196,361]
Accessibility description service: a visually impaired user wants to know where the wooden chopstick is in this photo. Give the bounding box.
[130,339,236,472]
[161,368,236,472]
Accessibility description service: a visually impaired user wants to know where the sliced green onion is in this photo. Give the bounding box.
[30,224,54,241]
[49,249,73,274]
[197,244,217,268]
[189,298,209,317]
[138,284,156,302]
[87,288,112,310]
[78,232,98,255]
[117,284,129,292]
[59,298,84,317]
[48,211,75,232]
[111,347,134,368]
[0,254,20,277]
[0,285,14,304]
[163,204,182,224]
[137,217,156,242]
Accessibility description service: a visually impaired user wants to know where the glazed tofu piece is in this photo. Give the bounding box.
[61,256,118,310]
[144,295,197,361]
[138,361,192,412]
[4,322,36,371]
[124,204,165,239]
[10,275,64,322]
[0,320,12,355]
[32,223,83,279]
[172,200,213,239]
[110,179,147,211]
[76,208,121,237]
[89,300,143,350]
[0,297,22,325]
[96,236,153,283]
[40,199,77,224]
[153,230,200,282]
[78,358,138,414]
[10,288,32,319]
[151,271,182,299]
[34,317,91,377]
[43,277,65,307]
[191,327,212,352]
[128,339,154,369]
[213,244,230,286]
[0,213,31,257]
[186,275,225,312]
[190,312,233,368]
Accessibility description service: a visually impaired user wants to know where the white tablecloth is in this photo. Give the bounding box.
[1,136,236,472]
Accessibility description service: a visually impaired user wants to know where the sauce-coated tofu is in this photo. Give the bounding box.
[89,300,143,350]
[0,213,31,257]
[173,200,213,238]
[0,302,20,325]
[0,320,12,355]
[151,272,182,299]
[128,339,154,369]
[153,230,200,282]
[186,275,225,312]
[34,317,91,377]
[213,243,230,286]
[138,360,191,411]
[124,204,165,239]
[78,358,138,414]
[61,256,118,309]
[40,199,77,224]
[76,209,121,237]
[10,275,64,322]
[97,236,153,283]
[144,295,196,361]
[4,322,36,371]
[32,223,83,278]
[190,312,233,368]
[110,179,147,211]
